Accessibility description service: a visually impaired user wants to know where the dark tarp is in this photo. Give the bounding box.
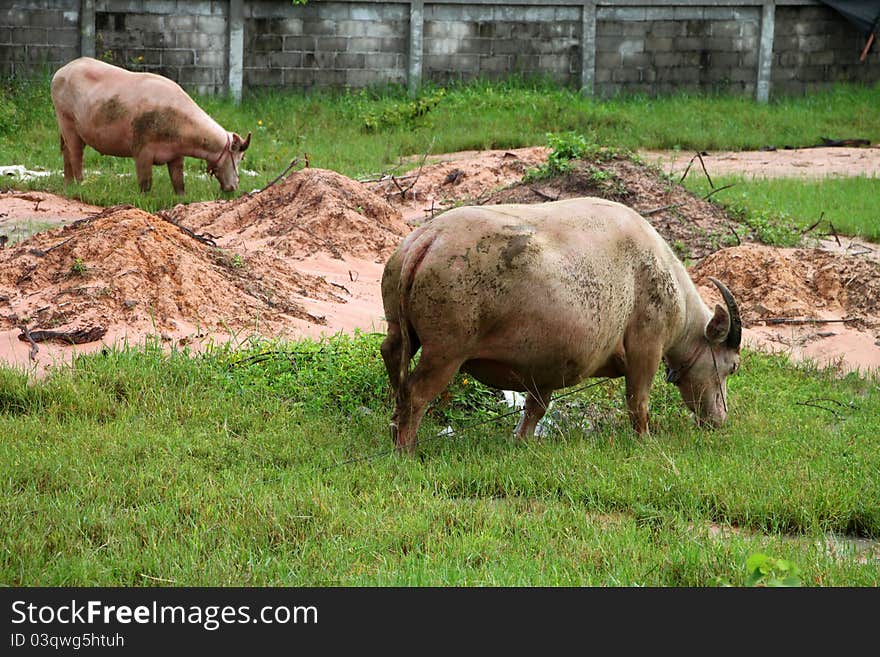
[820,1,880,59]
[820,1,880,35]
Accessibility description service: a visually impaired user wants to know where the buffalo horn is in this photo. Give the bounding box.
[708,277,742,349]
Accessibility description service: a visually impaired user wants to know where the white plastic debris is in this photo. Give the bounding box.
[502,390,526,410]
[0,165,52,179]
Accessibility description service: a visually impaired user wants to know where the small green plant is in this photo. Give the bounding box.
[524,132,618,182]
[585,165,627,196]
[362,89,446,132]
[734,208,802,247]
[671,239,691,261]
[213,249,246,270]
[745,553,802,587]
[69,257,88,277]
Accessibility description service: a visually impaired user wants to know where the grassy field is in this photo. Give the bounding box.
[2,77,879,586]
[681,174,880,242]
[1,334,878,586]
[2,75,879,223]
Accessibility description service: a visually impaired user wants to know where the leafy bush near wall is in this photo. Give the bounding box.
[0,76,52,139]
[362,89,447,132]
[0,88,18,136]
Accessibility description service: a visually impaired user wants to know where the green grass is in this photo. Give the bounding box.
[2,75,879,212]
[1,334,877,586]
[681,174,880,242]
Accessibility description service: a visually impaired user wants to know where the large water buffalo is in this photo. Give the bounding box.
[50,57,250,194]
[381,197,742,454]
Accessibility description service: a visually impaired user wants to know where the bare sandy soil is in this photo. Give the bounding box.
[641,146,880,179]
[1,146,878,375]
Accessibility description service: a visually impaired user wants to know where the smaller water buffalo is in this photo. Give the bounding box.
[381,197,742,454]
[50,57,251,194]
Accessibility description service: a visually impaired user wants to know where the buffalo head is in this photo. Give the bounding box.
[666,277,742,427]
[208,131,251,192]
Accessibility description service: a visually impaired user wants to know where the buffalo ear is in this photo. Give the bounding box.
[234,132,251,152]
[704,304,730,344]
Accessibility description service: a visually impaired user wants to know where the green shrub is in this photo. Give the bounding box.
[524,132,620,181]
[362,89,447,132]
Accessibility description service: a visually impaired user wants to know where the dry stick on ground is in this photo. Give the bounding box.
[393,137,436,200]
[828,222,842,247]
[696,151,715,188]
[19,325,38,361]
[423,197,437,220]
[647,151,727,215]
[359,172,418,185]
[796,402,844,421]
[357,153,411,184]
[762,317,860,325]
[328,280,351,295]
[847,245,874,257]
[28,235,75,258]
[699,184,742,246]
[644,176,742,246]
[703,183,735,201]
[816,137,871,148]
[795,397,854,421]
[678,151,715,189]
[259,157,301,193]
[18,326,108,345]
[642,201,685,215]
[725,222,742,246]
[156,212,218,247]
[801,212,825,236]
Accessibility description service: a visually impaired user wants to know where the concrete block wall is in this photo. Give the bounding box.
[423,4,581,86]
[594,5,763,97]
[93,0,229,95]
[0,0,80,78]
[243,1,409,90]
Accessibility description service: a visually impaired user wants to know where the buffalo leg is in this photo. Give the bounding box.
[380,322,404,442]
[134,153,153,192]
[167,157,185,195]
[59,131,85,184]
[393,351,462,455]
[624,353,661,435]
[514,389,552,440]
[380,321,403,394]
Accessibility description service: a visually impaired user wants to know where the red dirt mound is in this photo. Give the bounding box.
[166,167,408,261]
[484,157,742,261]
[363,147,550,224]
[0,206,341,337]
[689,243,880,328]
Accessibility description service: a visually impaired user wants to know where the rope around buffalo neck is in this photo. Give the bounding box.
[206,134,233,177]
[709,345,728,415]
[664,340,706,385]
